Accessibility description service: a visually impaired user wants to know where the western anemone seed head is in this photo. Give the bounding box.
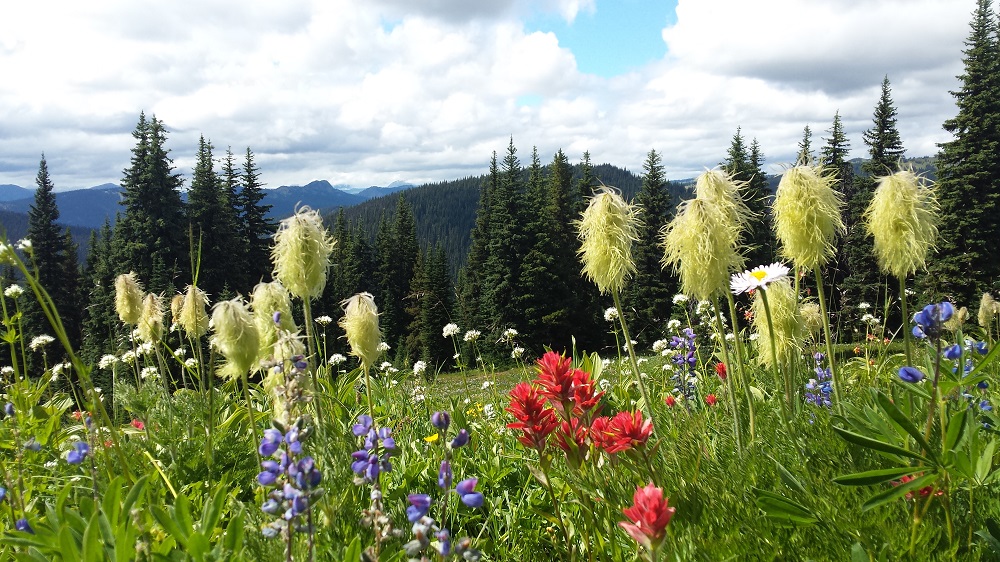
[865,170,938,278]
[271,206,336,300]
[773,165,844,270]
[211,298,260,381]
[179,285,210,338]
[662,198,744,301]
[693,169,753,230]
[339,292,382,370]
[979,293,999,328]
[170,294,184,326]
[944,306,968,332]
[114,272,144,325]
[751,278,802,369]
[251,281,301,366]
[136,293,164,344]
[799,301,823,339]
[576,186,639,295]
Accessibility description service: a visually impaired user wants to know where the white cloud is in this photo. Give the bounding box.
[0,0,976,191]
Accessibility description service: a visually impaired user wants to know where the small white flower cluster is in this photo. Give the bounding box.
[29,334,55,352]
[140,366,159,380]
[411,385,426,403]
[481,380,492,390]
[598,378,611,391]
[379,361,399,375]
[442,323,460,338]
[511,346,525,359]
[16,239,32,253]
[672,293,689,305]
[482,403,496,420]
[120,351,137,365]
[98,355,118,369]
[666,319,682,332]
[1,366,15,376]
[377,342,391,352]
[652,339,669,354]
[314,315,333,326]
[463,329,481,342]
[858,302,872,310]
[329,353,347,366]
[413,360,427,377]
[604,307,619,322]
[51,362,71,379]
[173,347,187,358]
[500,328,518,343]
[4,284,23,298]
[622,340,637,353]
[184,358,197,368]
[695,300,714,316]
[637,357,648,365]
[861,313,881,326]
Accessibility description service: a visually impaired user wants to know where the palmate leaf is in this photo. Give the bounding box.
[833,466,924,487]
[754,489,818,526]
[832,426,931,463]
[861,472,939,512]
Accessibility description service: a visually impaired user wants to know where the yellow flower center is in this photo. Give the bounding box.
[750,270,768,282]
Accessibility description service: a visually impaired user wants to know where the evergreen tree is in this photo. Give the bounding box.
[218,147,245,294]
[458,153,496,332]
[81,220,118,367]
[187,135,236,299]
[923,0,1000,305]
[481,139,527,335]
[417,245,454,372]
[113,113,188,292]
[374,197,419,358]
[797,125,814,165]
[238,147,274,289]
[626,149,678,346]
[822,111,856,329]
[746,138,776,266]
[570,150,606,351]
[841,77,906,327]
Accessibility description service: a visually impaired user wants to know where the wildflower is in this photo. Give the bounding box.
[431,411,451,431]
[3,284,23,298]
[912,302,954,339]
[603,411,653,454]
[450,429,470,449]
[511,346,525,359]
[438,460,453,489]
[665,395,677,408]
[407,494,431,522]
[14,518,33,534]
[705,394,718,406]
[184,358,197,368]
[652,339,669,354]
[424,433,439,443]
[178,285,210,338]
[442,323,460,338]
[329,353,346,366]
[28,334,54,352]
[898,366,926,384]
[979,293,999,328]
[604,307,620,322]
[773,165,845,270]
[137,293,164,343]
[662,197,743,301]
[672,294,688,304]
[506,382,559,452]
[251,282,300,367]
[314,315,333,326]
[271,206,335,300]
[534,351,603,419]
[943,344,962,361]
[463,330,481,342]
[500,328,519,343]
[866,170,938,278]
[131,419,145,431]
[66,441,90,464]
[413,360,427,377]
[114,273,144,325]
[378,342,391,352]
[730,263,790,295]
[455,478,484,508]
[861,313,881,326]
[211,298,260,380]
[619,482,675,553]
[715,362,727,381]
[0,243,14,264]
[750,278,802,369]
[577,186,639,295]
[339,293,381,370]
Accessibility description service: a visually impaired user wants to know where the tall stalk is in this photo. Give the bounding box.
[714,305,743,456]
[813,266,843,415]
[758,289,789,426]
[726,294,756,440]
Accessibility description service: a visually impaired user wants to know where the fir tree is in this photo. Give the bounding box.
[481,139,527,335]
[797,125,814,165]
[238,147,274,289]
[23,155,65,345]
[419,245,454,371]
[822,111,856,328]
[626,149,678,346]
[81,220,118,367]
[923,0,1000,305]
[187,135,236,298]
[458,153,496,332]
[746,138,776,266]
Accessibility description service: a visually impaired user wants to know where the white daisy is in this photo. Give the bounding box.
[730,263,791,295]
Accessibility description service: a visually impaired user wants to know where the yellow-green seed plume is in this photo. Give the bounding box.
[661,197,744,301]
[339,292,382,370]
[170,293,184,326]
[271,206,336,300]
[865,170,938,278]
[773,165,844,270]
[179,285,210,338]
[799,301,823,340]
[137,293,164,344]
[693,169,754,231]
[944,306,968,332]
[576,186,639,295]
[250,281,301,367]
[979,293,998,328]
[751,278,802,369]
[114,272,144,325]
[211,297,260,381]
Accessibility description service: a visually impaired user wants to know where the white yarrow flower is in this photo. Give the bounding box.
[98,355,118,369]
[29,335,55,351]
[672,293,689,304]
[314,315,333,326]
[377,342,391,352]
[442,323,460,338]
[463,329,481,342]
[604,307,619,322]
[652,339,669,354]
[184,358,197,368]
[511,346,525,359]
[329,353,347,366]
[4,284,24,298]
[413,360,427,377]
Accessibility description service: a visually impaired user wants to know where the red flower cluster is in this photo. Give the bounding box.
[705,394,717,407]
[506,382,559,452]
[600,411,654,454]
[892,474,943,501]
[714,362,727,381]
[619,482,675,553]
[534,352,603,419]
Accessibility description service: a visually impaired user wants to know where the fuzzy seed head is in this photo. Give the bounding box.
[661,198,744,301]
[251,281,300,366]
[751,278,802,368]
[865,170,938,278]
[773,165,845,270]
[211,298,260,380]
[114,272,144,325]
[576,186,639,295]
[137,293,164,343]
[179,285,210,338]
[339,292,382,370]
[271,206,336,300]
[694,169,754,230]
[979,293,999,328]
[799,302,823,338]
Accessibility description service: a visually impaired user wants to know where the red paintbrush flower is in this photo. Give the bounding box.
[664,395,677,408]
[506,382,558,452]
[715,362,727,381]
[590,416,613,451]
[603,410,653,454]
[619,482,675,553]
[534,351,603,419]
[705,394,717,407]
[553,418,588,454]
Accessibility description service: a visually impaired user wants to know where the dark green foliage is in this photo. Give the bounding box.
[417,245,454,371]
[625,150,679,347]
[186,136,240,299]
[374,197,419,359]
[81,220,118,375]
[922,0,1000,306]
[723,129,775,267]
[237,147,275,291]
[112,113,188,293]
[797,124,814,165]
[823,111,856,327]
[841,78,905,328]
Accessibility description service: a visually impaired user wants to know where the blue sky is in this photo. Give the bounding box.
[527,1,678,77]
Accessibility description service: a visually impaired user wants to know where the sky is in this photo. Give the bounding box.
[0,0,977,191]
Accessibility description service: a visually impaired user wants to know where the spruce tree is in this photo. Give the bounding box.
[81,220,118,366]
[923,0,1000,305]
[187,135,235,298]
[481,139,527,335]
[238,147,274,289]
[797,125,814,165]
[626,149,678,347]
[218,147,245,294]
[723,129,774,267]
[419,245,455,371]
[841,77,906,327]
[458,153,496,332]
[822,111,856,328]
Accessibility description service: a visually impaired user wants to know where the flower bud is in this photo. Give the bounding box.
[431,411,450,431]
[271,206,336,300]
[114,272,144,325]
[339,293,381,370]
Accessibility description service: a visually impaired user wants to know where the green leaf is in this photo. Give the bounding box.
[977,440,997,483]
[200,484,227,533]
[341,536,362,562]
[82,511,102,562]
[754,489,817,526]
[861,472,938,512]
[150,506,187,548]
[58,525,81,559]
[222,507,245,553]
[945,407,969,452]
[875,391,936,461]
[773,458,807,494]
[833,466,924,487]
[122,475,149,516]
[851,542,868,562]
[173,493,193,539]
[102,477,123,527]
[833,426,930,463]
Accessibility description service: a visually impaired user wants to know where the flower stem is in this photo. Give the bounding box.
[813,266,843,416]
[714,304,743,457]
[726,294,756,440]
[612,290,653,411]
[758,289,789,425]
